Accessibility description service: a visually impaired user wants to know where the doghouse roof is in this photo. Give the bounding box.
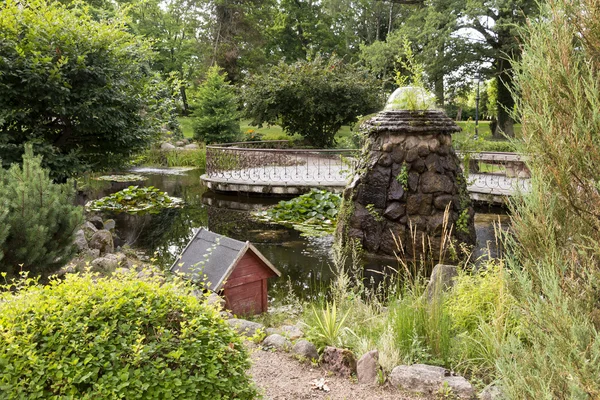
[170,228,281,291]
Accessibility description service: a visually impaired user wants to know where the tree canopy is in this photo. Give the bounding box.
[242,56,382,148]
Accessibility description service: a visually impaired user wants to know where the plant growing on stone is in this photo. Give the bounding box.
[365,203,384,222]
[85,186,184,214]
[396,163,409,190]
[0,145,83,277]
[0,271,257,399]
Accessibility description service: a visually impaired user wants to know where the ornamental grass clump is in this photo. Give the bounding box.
[0,271,257,399]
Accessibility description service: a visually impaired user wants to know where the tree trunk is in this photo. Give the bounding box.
[180,85,189,116]
[495,58,515,138]
[434,74,444,106]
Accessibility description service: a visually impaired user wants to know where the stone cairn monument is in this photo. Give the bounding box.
[337,99,476,261]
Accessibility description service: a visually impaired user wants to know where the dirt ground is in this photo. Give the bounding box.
[248,343,428,400]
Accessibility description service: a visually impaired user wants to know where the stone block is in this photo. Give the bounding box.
[420,171,454,194]
[406,194,433,215]
[426,264,458,302]
[425,153,445,174]
[263,334,291,351]
[378,153,393,167]
[387,179,405,201]
[389,364,474,399]
[227,318,264,337]
[384,202,406,220]
[433,194,456,210]
[405,148,420,163]
[357,184,387,209]
[408,172,419,192]
[89,230,114,255]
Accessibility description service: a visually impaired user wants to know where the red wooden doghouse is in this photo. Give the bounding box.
[171,228,281,316]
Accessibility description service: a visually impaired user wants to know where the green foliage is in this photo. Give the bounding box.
[96,174,147,182]
[242,55,383,148]
[0,271,257,399]
[191,66,240,144]
[395,163,409,190]
[365,203,384,222]
[307,302,350,348]
[0,0,161,181]
[0,145,83,277]
[253,189,341,236]
[494,1,600,397]
[86,186,184,214]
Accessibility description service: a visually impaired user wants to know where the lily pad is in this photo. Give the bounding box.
[95,174,147,182]
[85,186,184,215]
[253,189,341,237]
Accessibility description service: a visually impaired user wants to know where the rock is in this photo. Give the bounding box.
[89,230,114,255]
[184,143,199,150]
[227,318,264,337]
[357,350,379,385]
[90,256,119,274]
[389,364,474,399]
[175,141,185,146]
[103,219,116,231]
[86,248,100,259]
[420,171,454,194]
[262,334,291,351]
[87,216,104,230]
[113,268,130,275]
[161,142,176,150]
[426,264,458,302]
[207,292,226,310]
[82,221,98,240]
[320,346,357,378]
[292,339,319,362]
[480,384,504,400]
[73,230,88,252]
[384,202,405,221]
[279,325,304,340]
[387,179,405,201]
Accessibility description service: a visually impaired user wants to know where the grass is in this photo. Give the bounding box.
[178,116,519,152]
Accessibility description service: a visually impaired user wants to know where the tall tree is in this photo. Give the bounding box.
[456,0,538,137]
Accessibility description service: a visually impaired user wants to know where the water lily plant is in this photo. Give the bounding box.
[85,186,184,214]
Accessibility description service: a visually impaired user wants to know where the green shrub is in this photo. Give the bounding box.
[0,145,83,277]
[192,66,240,144]
[0,272,257,399]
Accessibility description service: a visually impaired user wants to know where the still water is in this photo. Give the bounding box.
[81,167,509,297]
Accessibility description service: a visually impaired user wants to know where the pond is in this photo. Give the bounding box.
[79,167,509,299]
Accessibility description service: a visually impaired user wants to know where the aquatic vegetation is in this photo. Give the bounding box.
[95,174,147,182]
[85,186,183,214]
[253,189,341,236]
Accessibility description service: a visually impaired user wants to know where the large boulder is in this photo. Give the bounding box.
[357,350,379,385]
[320,346,357,378]
[87,215,104,230]
[227,318,264,337]
[184,143,199,150]
[480,384,504,400]
[292,340,319,361]
[73,230,88,252]
[389,364,474,399]
[426,264,458,302]
[82,221,98,241]
[89,230,114,255]
[103,219,116,231]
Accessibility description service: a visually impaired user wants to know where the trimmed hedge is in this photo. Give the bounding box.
[0,272,257,399]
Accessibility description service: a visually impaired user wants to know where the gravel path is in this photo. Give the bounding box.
[248,343,428,400]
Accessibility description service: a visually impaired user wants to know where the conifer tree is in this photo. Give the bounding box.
[192,66,240,144]
[0,145,83,277]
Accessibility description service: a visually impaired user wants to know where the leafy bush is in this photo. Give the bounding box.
[0,272,257,399]
[0,0,160,181]
[242,55,383,148]
[494,0,600,397]
[85,186,184,214]
[253,189,341,236]
[0,145,83,277]
[192,66,240,144]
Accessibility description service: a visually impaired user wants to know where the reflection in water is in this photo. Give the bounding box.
[81,168,508,299]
